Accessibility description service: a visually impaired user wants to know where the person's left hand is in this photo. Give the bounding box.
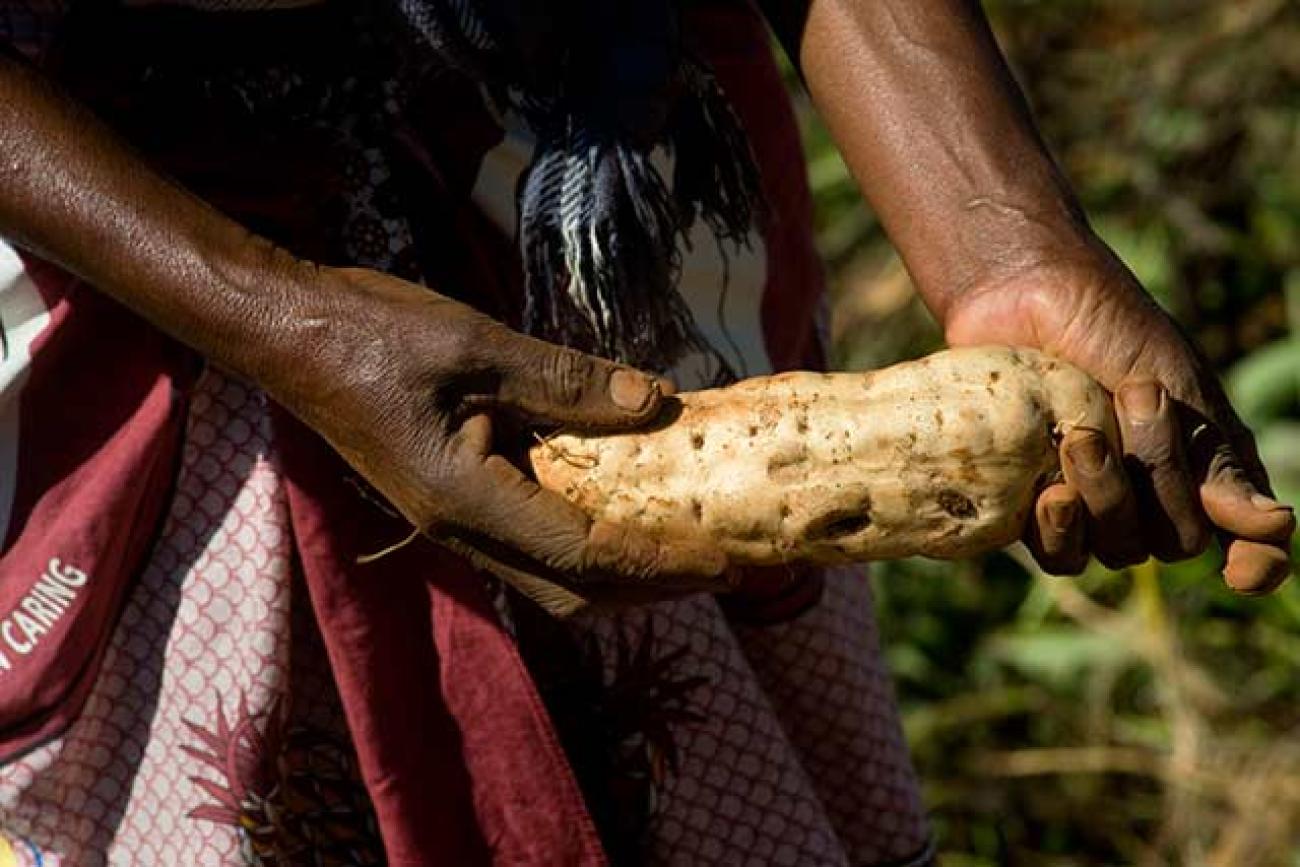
[944,244,1295,593]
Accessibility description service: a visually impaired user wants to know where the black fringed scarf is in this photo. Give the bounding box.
[392,0,762,376]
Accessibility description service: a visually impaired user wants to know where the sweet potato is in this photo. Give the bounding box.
[530,346,1117,565]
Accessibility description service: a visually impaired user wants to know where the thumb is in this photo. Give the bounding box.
[1191,422,1295,594]
[1195,433,1295,545]
[493,333,665,429]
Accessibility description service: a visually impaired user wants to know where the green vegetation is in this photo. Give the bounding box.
[791,1,1300,862]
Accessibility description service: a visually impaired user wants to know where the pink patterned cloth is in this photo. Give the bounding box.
[569,580,929,866]
[0,370,355,864]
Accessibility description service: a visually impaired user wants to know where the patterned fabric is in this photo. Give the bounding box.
[734,577,932,864]
[0,3,933,864]
[516,580,930,867]
[0,371,379,865]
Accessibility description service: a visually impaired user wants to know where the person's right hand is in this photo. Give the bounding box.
[277,267,730,617]
[946,252,1295,592]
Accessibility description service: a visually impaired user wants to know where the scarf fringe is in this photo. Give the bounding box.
[394,1,760,380]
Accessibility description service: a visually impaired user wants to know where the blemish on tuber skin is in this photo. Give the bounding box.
[807,508,874,541]
[937,489,978,519]
[767,444,812,482]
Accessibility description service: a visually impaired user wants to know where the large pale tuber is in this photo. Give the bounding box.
[530,347,1118,565]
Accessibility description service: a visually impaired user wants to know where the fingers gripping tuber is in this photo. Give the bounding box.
[530,347,1118,565]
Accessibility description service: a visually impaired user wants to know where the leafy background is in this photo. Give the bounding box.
[786,1,1300,863]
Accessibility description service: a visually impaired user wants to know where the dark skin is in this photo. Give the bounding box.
[1,0,1293,614]
[762,0,1295,591]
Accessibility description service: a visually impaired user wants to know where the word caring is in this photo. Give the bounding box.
[0,558,89,671]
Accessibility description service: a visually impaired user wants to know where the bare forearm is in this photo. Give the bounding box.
[765,0,1100,321]
[0,53,326,398]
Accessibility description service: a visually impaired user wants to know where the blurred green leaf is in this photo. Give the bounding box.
[1226,339,1300,427]
[986,628,1131,690]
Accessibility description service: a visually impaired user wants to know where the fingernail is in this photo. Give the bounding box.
[1119,381,1162,423]
[1252,493,1293,513]
[1067,435,1108,473]
[610,369,656,412]
[1048,498,1077,533]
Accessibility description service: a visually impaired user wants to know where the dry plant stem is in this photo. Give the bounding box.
[1009,549,1229,711]
[975,745,1300,804]
[355,528,422,565]
[1008,552,1300,862]
[532,346,1117,565]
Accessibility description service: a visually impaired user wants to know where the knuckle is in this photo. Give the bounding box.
[1088,491,1131,525]
[429,441,471,489]
[545,524,594,577]
[440,319,492,372]
[1055,558,1090,577]
[1096,545,1147,571]
[1036,551,1086,577]
[547,595,594,619]
[570,536,603,578]
[424,520,456,544]
[1073,464,1134,520]
[1218,411,1256,450]
[1126,433,1178,469]
[581,523,660,582]
[519,578,594,618]
[1193,433,1237,480]
[413,503,454,539]
[542,349,595,409]
[1154,538,1206,565]
[1066,556,1091,576]
[1145,461,1191,497]
[1172,520,1212,560]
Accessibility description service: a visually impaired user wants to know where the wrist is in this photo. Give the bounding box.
[941,234,1180,391]
[153,216,342,406]
[242,265,451,432]
[205,250,352,412]
[914,187,1102,324]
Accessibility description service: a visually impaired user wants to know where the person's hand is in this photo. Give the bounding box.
[0,50,732,615]
[279,267,730,616]
[944,246,1295,593]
